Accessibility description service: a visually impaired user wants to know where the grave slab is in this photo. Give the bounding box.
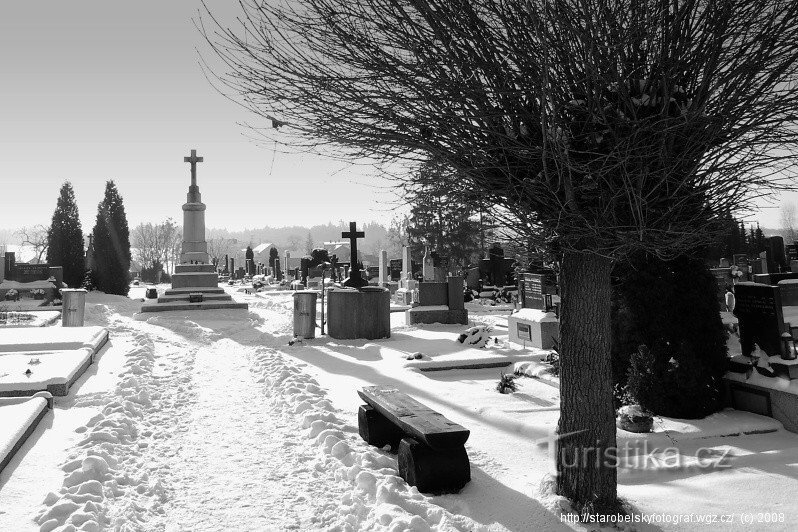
[0,393,52,475]
[0,348,95,397]
[0,325,109,353]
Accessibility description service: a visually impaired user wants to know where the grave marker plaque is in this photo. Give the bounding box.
[389,259,402,281]
[14,263,51,283]
[520,273,556,310]
[734,283,785,358]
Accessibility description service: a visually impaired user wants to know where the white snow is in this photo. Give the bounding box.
[2,287,798,531]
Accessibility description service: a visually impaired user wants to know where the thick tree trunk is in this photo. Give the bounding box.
[555,249,618,514]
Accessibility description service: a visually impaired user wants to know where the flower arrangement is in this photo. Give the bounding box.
[31,288,46,300]
[4,289,19,301]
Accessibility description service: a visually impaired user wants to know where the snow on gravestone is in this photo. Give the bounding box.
[733,282,786,359]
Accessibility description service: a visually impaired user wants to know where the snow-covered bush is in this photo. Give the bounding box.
[616,404,653,433]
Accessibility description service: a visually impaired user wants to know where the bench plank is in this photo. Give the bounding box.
[358,385,469,450]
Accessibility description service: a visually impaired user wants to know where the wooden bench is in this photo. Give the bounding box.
[357,385,470,493]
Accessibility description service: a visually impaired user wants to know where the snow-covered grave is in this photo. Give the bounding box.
[0,310,60,328]
[2,286,798,530]
[0,393,52,476]
[0,326,109,397]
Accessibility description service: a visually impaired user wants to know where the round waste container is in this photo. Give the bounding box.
[293,290,318,339]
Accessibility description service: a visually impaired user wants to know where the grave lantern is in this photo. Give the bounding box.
[782,331,797,360]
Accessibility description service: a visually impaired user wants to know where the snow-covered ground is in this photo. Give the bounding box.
[1,286,798,531]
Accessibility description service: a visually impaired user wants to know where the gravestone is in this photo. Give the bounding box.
[284,251,291,279]
[734,282,786,358]
[0,246,4,281]
[140,149,246,312]
[14,263,51,283]
[422,246,434,281]
[766,236,787,274]
[779,279,798,307]
[418,282,448,306]
[389,259,402,281]
[719,257,731,268]
[520,272,556,310]
[342,222,368,288]
[489,243,506,285]
[786,243,798,264]
[366,266,380,283]
[465,267,480,290]
[378,250,388,286]
[710,268,732,305]
[406,276,468,325]
[4,252,15,280]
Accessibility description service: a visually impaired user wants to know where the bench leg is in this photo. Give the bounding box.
[397,437,470,494]
[358,404,403,451]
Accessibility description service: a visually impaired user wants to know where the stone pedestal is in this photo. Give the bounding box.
[508,309,559,349]
[405,277,468,325]
[328,287,390,340]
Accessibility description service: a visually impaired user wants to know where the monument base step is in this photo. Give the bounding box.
[171,272,219,289]
[163,287,225,296]
[140,301,249,313]
[175,264,216,274]
[156,293,236,304]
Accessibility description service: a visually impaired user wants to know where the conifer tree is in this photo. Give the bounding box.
[47,182,85,287]
[92,181,131,295]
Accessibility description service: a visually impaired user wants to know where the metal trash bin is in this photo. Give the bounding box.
[293,290,318,339]
[61,289,87,327]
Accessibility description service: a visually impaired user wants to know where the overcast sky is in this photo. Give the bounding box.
[0,1,793,233]
[0,1,400,233]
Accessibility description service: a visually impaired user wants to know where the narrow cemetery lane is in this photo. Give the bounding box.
[161,337,347,531]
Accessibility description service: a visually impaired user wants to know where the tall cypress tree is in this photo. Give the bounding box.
[47,182,85,287]
[92,181,131,295]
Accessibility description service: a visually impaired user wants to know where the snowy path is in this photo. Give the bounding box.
[162,338,345,531]
[20,293,500,531]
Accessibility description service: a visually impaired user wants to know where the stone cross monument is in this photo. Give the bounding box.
[141,149,246,312]
[180,149,209,264]
[342,221,368,288]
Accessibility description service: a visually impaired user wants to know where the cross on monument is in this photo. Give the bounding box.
[342,221,368,288]
[184,149,204,187]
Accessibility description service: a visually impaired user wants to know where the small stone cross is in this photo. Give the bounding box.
[342,221,367,288]
[184,149,204,187]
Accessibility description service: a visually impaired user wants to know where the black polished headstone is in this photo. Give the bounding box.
[520,272,556,310]
[734,282,786,358]
[389,259,402,281]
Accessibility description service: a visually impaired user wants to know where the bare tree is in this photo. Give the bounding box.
[202,0,798,513]
[780,202,797,244]
[16,225,49,263]
[206,237,239,268]
[131,219,182,277]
